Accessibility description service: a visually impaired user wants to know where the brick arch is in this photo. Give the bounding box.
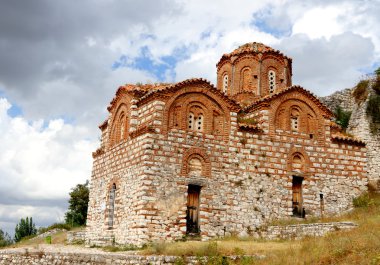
[233,56,259,95]
[270,96,324,140]
[181,148,211,177]
[286,147,311,177]
[217,65,232,94]
[261,54,287,95]
[109,102,130,147]
[163,87,231,139]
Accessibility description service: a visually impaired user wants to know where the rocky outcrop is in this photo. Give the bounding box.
[320,88,355,113]
[321,81,380,190]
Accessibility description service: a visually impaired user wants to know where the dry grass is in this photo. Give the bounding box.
[143,192,380,264]
[142,239,300,256]
[11,230,68,248]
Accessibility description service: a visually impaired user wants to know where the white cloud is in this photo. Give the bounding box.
[0,98,97,234]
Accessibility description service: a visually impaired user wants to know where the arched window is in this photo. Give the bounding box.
[268,70,276,94]
[223,74,228,93]
[290,108,300,132]
[188,107,204,132]
[196,114,203,132]
[188,112,195,130]
[108,183,116,228]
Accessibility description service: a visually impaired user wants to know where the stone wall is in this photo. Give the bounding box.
[260,221,357,240]
[67,231,86,244]
[86,88,367,246]
[320,88,355,112]
[0,250,198,265]
[321,84,380,189]
[0,249,262,265]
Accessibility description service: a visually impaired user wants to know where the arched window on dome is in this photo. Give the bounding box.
[108,183,116,228]
[222,74,228,94]
[268,70,276,94]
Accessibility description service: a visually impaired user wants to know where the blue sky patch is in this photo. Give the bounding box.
[112,44,193,82]
[251,9,292,38]
[0,89,23,117]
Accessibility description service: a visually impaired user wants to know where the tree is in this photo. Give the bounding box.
[65,180,89,226]
[0,228,12,247]
[14,217,37,242]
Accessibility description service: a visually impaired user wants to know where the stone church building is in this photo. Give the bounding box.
[86,42,367,246]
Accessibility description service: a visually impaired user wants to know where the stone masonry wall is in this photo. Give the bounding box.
[321,85,380,188]
[86,92,367,245]
[260,222,357,240]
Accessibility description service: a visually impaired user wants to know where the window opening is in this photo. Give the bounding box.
[268,70,276,94]
[188,113,194,130]
[223,75,228,93]
[108,183,116,228]
[196,114,203,132]
[186,185,201,234]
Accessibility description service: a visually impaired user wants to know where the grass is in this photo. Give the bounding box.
[11,230,68,247]
[143,192,380,264]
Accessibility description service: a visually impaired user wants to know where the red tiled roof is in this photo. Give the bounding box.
[217,42,292,66]
[243,85,334,118]
[331,133,366,145]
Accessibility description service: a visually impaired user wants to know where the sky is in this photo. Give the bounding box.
[0,0,379,237]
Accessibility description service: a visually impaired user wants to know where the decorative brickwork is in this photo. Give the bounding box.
[86,42,368,246]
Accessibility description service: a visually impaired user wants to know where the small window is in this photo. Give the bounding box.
[291,116,299,131]
[108,184,116,228]
[188,113,194,130]
[223,75,228,93]
[196,114,203,132]
[268,70,276,94]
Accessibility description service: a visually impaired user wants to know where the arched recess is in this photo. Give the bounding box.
[261,55,286,95]
[286,147,310,176]
[104,176,121,229]
[241,67,252,92]
[272,98,320,136]
[181,148,211,177]
[109,103,130,147]
[163,87,231,139]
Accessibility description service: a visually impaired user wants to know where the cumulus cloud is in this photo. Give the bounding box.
[276,32,375,95]
[0,98,97,235]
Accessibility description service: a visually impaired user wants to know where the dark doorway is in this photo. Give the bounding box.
[292,176,304,217]
[186,185,201,234]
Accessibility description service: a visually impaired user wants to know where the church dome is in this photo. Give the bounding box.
[216,42,293,105]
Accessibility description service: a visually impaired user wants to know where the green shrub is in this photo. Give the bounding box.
[38,223,72,234]
[334,106,351,131]
[366,94,380,134]
[353,192,374,208]
[45,236,51,244]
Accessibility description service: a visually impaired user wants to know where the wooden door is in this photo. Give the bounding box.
[292,177,303,217]
[186,185,201,234]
